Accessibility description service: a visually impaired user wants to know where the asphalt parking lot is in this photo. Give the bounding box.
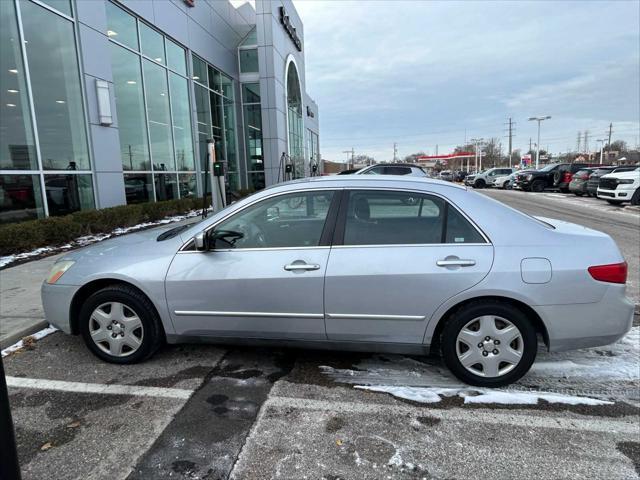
[3,189,640,480]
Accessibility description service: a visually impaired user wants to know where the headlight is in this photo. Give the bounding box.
[46,260,75,284]
[617,179,634,184]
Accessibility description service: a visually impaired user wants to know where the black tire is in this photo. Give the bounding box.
[474,179,486,189]
[553,170,562,186]
[531,180,545,192]
[79,284,164,364]
[441,301,537,387]
[606,199,623,206]
[573,192,583,196]
[559,187,570,193]
[631,189,640,206]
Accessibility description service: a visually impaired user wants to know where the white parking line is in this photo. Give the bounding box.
[6,376,194,400]
[264,395,639,435]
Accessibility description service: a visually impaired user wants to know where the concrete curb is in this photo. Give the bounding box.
[0,319,49,350]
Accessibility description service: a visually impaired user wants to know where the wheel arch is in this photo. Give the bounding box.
[69,278,166,338]
[428,295,549,356]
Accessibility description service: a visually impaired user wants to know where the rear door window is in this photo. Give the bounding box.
[341,190,486,245]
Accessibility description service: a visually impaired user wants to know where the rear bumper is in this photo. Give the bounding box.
[569,180,587,193]
[534,285,634,351]
[41,282,78,334]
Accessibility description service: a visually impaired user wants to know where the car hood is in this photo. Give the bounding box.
[601,171,640,180]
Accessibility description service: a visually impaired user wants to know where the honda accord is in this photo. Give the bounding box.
[41,176,634,387]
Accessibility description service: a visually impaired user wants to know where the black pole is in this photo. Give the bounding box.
[202,140,211,219]
[0,354,21,480]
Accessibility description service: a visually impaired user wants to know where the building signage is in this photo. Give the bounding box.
[183,0,195,7]
[279,6,302,52]
[306,106,314,118]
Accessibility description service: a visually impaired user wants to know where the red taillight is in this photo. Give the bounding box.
[588,262,628,284]
[562,172,572,183]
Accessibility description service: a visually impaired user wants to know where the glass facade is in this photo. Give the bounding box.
[307,129,319,172]
[0,0,94,223]
[286,62,305,179]
[192,53,239,192]
[106,2,195,204]
[242,83,264,190]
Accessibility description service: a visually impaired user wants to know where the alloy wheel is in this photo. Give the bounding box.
[89,302,144,357]
[455,315,524,378]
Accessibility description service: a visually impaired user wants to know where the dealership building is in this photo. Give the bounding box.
[0,0,319,223]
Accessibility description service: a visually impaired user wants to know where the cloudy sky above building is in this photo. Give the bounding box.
[292,0,639,162]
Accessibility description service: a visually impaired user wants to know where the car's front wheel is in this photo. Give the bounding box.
[631,189,639,206]
[474,179,486,189]
[441,301,537,387]
[79,285,163,364]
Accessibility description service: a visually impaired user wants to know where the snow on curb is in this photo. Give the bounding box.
[355,385,612,406]
[2,326,58,358]
[321,327,639,406]
[0,209,203,269]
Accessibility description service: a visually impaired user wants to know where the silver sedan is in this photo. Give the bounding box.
[42,176,634,387]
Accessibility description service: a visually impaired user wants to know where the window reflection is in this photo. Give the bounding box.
[124,173,153,204]
[106,2,138,50]
[0,174,44,223]
[44,174,94,217]
[155,173,178,201]
[143,60,174,171]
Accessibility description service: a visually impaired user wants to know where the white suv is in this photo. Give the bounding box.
[597,167,640,205]
[464,167,515,188]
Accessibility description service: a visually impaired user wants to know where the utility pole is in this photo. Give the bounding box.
[393,143,398,162]
[583,130,589,153]
[342,148,354,169]
[607,123,613,148]
[576,132,582,152]
[529,137,532,153]
[505,117,515,168]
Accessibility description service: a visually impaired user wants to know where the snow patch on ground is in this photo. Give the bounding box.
[321,327,639,405]
[2,326,58,357]
[0,210,203,269]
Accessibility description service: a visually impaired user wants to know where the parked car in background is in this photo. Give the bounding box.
[453,170,468,182]
[42,176,634,388]
[514,163,590,192]
[597,167,640,205]
[586,166,637,197]
[568,168,598,196]
[439,170,454,181]
[465,167,515,188]
[356,163,427,176]
[494,170,533,190]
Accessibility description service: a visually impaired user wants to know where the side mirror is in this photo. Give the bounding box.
[194,232,206,251]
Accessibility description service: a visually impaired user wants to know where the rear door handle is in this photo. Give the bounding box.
[437,259,476,267]
[284,263,321,271]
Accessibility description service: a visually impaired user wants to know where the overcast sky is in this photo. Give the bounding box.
[292,0,640,162]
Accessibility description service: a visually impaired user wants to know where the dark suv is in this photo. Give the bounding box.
[514,163,592,192]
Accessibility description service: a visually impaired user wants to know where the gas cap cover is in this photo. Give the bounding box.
[521,257,552,284]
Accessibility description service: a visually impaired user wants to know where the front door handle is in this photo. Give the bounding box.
[437,259,476,267]
[284,262,321,271]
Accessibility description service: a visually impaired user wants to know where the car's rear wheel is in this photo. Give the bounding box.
[441,301,537,387]
[531,180,545,192]
[574,191,583,196]
[474,179,486,189]
[79,285,163,364]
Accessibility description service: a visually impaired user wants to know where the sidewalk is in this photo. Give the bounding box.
[0,253,64,349]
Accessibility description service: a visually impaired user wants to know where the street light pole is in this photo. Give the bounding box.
[528,116,551,169]
[597,139,605,164]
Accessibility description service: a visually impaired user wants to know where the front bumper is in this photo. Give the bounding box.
[534,285,634,351]
[597,186,634,201]
[41,282,79,334]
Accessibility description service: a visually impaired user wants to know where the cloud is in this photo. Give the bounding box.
[293,0,640,161]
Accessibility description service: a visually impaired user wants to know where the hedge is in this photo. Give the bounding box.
[0,197,210,256]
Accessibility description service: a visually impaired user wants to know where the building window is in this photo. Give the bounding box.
[286,60,304,179]
[307,129,319,172]
[242,83,264,190]
[21,0,90,172]
[106,2,195,204]
[192,53,239,191]
[0,0,95,223]
[239,49,258,73]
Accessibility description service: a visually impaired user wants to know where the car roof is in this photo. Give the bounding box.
[275,174,467,190]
